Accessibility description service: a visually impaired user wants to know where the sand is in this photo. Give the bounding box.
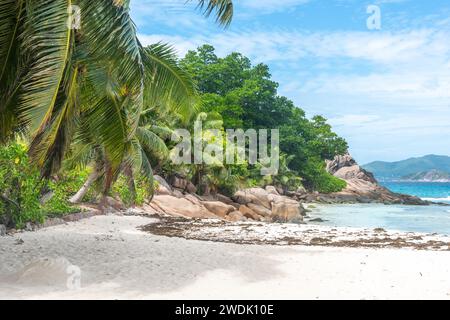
[1,214,450,300]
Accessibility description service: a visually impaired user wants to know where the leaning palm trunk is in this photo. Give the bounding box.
[124,165,136,206]
[69,168,99,204]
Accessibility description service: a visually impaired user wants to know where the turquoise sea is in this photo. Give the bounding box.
[381,182,450,203]
[309,182,450,235]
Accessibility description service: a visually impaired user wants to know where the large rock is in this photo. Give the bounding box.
[270,195,304,223]
[170,176,189,190]
[154,175,172,191]
[184,194,203,206]
[247,188,272,209]
[186,182,198,194]
[265,186,280,195]
[247,203,272,218]
[203,201,235,218]
[216,194,234,205]
[233,188,305,223]
[151,195,218,219]
[137,204,159,215]
[324,154,429,205]
[326,154,377,185]
[104,196,125,211]
[233,188,271,209]
[226,211,246,222]
[154,175,172,195]
[172,188,184,198]
[239,205,263,221]
[233,191,259,205]
[326,154,356,174]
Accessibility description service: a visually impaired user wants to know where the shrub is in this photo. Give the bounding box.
[314,173,347,193]
[42,168,92,216]
[302,157,347,193]
[113,175,153,206]
[0,143,44,228]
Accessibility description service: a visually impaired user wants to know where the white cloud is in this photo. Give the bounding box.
[138,34,203,56]
[300,71,450,99]
[329,115,381,127]
[240,0,310,13]
[139,25,450,100]
[135,11,450,162]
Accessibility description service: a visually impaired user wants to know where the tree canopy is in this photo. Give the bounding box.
[181,45,348,190]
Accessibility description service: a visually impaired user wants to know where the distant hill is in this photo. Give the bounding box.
[363,155,450,181]
[401,170,450,182]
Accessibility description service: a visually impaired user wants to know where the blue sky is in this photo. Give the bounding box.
[131,0,450,164]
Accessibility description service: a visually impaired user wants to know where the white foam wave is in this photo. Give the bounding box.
[421,196,450,202]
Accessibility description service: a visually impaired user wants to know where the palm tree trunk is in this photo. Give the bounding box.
[124,166,136,206]
[99,162,114,211]
[69,169,99,204]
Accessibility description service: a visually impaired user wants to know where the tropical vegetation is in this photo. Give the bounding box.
[0,0,348,229]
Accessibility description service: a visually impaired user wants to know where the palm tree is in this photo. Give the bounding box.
[0,0,233,174]
[0,0,233,203]
[252,153,303,193]
[66,43,197,205]
[66,111,174,205]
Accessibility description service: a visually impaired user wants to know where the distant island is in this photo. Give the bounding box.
[400,170,450,182]
[363,155,450,182]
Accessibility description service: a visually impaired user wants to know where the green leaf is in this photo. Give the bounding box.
[18,0,73,134]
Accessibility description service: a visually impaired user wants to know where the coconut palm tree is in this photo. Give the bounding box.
[66,111,174,205]
[66,43,197,205]
[0,0,234,176]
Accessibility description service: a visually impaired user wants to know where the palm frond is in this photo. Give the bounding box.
[28,52,80,176]
[63,141,98,171]
[18,0,72,135]
[194,0,234,27]
[136,127,169,160]
[83,95,129,170]
[142,43,198,122]
[0,0,23,85]
[78,0,144,134]
[147,125,175,140]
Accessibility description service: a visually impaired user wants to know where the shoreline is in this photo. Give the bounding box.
[143,215,450,251]
[1,214,450,300]
[3,205,450,250]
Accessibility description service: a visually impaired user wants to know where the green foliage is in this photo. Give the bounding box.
[316,174,347,194]
[181,45,349,192]
[266,154,303,192]
[0,143,44,228]
[113,175,152,206]
[302,158,347,193]
[211,165,249,196]
[0,143,97,227]
[1,1,233,196]
[42,169,92,216]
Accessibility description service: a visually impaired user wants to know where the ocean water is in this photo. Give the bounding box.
[309,204,450,235]
[381,182,450,204]
[308,182,450,235]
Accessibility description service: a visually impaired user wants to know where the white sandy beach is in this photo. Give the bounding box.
[1,214,450,300]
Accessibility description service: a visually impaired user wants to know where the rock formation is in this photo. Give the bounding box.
[151,175,306,223]
[309,154,428,205]
[232,188,306,223]
[148,154,432,225]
